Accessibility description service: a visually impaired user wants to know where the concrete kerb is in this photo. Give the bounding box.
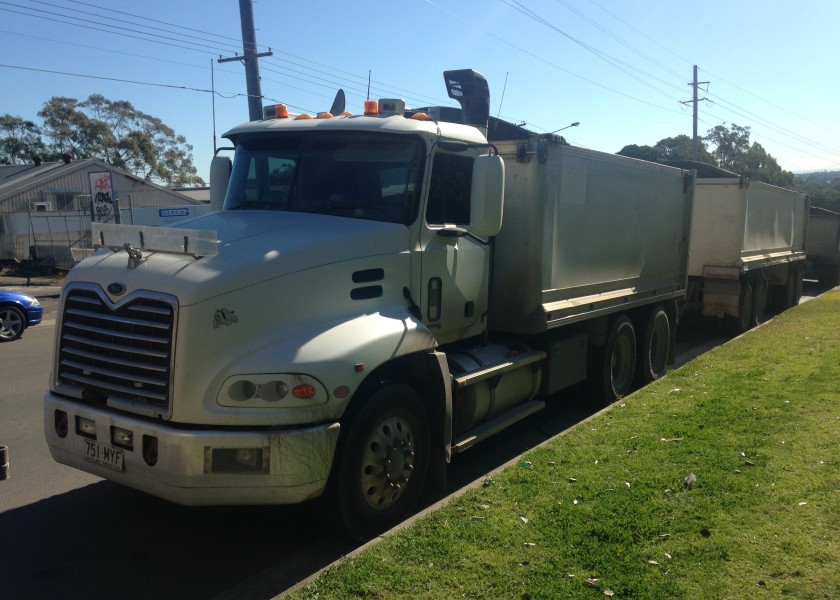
[0,276,63,298]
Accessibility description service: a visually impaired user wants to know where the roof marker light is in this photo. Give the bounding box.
[294,114,314,120]
[316,112,333,119]
[410,112,429,121]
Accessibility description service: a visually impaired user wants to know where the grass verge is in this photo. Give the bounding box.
[288,292,840,599]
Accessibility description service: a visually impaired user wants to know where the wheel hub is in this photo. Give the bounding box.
[360,416,416,510]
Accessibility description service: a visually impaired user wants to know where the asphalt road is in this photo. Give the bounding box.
[0,286,825,599]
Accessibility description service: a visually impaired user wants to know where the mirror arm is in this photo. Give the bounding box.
[436,227,489,246]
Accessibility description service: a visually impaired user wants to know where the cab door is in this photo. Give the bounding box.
[419,149,490,344]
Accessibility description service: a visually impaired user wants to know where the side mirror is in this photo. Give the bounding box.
[470,154,504,238]
[209,155,232,211]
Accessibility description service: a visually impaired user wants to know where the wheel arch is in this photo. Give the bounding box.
[340,350,452,482]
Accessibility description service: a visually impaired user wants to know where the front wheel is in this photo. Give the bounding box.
[0,306,25,341]
[333,384,430,541]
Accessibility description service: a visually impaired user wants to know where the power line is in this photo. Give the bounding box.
[0,62,283,103]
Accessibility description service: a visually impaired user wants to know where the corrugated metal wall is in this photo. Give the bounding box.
[0,164,197,214]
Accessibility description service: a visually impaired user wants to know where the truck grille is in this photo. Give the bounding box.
[57,287,176,415]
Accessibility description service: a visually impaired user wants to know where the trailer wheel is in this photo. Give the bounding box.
[793,270,803,305]
[332,384,429,541]
[725,281,753,336]
[636,306,670,385]
[772,271,797,312]
[0,306,26,341]
[751,276,768,327]
[591,316,637,404]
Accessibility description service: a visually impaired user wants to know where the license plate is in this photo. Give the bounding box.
[84,439,124,472]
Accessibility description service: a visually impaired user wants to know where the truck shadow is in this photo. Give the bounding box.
[0,482,354,600]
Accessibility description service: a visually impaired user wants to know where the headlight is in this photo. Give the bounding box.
[218,374,329,408]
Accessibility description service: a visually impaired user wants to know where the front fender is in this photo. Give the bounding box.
[175,306,438,425]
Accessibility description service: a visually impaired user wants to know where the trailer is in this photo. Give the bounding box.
[806,206,840,288]
[45,69,693,540]
[675,163,808,334]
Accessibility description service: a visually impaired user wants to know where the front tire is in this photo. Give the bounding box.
[0,306,25,341]
[333,384,430,541]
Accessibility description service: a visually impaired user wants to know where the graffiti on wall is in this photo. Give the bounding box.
[89,171,114,221]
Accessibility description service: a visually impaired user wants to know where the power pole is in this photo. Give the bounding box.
[681,65,709,161]
[218,0,273,121]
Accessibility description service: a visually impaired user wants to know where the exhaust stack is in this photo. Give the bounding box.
[443,69,490,135]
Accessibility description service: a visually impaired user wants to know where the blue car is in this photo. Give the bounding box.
[0,290,43,342]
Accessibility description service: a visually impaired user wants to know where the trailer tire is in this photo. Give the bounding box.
[793,270,803,305]
[771,271,797,312]
[825,265,840,288]
[751,276,768,327]
[636,306,670,386]
[590,316,636,405]
[725,281,753,336]
[332,384,430,541]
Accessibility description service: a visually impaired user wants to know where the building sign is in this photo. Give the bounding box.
[159,208,190,218]
[89,171,114,221]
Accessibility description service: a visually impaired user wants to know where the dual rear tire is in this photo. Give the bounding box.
[591,306,671,405]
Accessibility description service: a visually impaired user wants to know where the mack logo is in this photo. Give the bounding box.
[107,282,127,296]
[213,308,238,329]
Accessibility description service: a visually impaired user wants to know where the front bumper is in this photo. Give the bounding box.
[44,392,340,506]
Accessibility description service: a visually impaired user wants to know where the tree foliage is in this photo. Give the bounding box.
[0,114,47,165]
[618,134,714,165]
[618,123,796,188]
[1,95,203,186]
[796,171,840,213]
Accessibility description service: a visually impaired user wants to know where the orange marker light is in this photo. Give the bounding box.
[292,384,317,399]
[274,104,289,119]
[316,112,333,119]
[294,114,314,120]
[410,112,429,121]
[364,100,379,116]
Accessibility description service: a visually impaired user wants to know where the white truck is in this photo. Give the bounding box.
[674,162,809,335]
[806,206,840,288]
[45,70,693,539]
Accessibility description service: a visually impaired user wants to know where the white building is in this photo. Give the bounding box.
[0,156,204,267]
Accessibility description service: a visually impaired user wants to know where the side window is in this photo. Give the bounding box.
[426,152,473,225]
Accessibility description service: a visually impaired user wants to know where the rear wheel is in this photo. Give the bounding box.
[636,306,670,386]
[751,276,768,327]
[771,270,797,312]
[591,316,637,405]
[725,281,753,336]
[0,306,25,341]
[332,384,430,541]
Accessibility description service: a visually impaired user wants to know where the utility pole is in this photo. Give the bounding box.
[681,65,709,161]
[218,0,273,121]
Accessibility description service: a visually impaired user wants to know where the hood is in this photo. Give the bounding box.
[68,211,410,306]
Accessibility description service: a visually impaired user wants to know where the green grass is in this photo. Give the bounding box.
[288,292,840,599]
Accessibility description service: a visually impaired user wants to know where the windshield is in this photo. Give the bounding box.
[224,131,425,225]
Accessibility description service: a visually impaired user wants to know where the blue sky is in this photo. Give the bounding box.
[2,0,838,182]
